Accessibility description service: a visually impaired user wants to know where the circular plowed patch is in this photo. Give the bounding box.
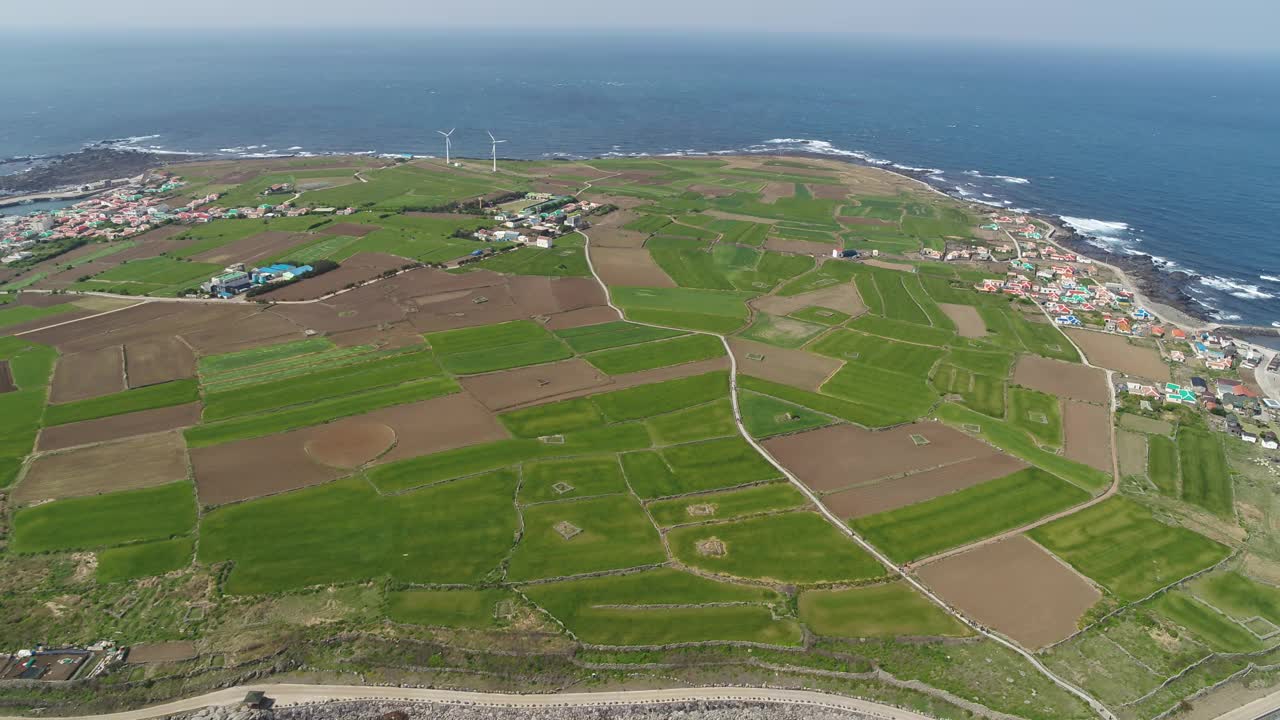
[304,421,396,469]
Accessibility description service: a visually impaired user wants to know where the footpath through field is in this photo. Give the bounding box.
[571,173,1116,720]
[1,684,941,720]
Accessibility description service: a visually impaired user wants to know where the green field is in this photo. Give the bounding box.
[554,322,685,353]
[590,371,729,422]
[44,379,199,427]
[584,333,724,375]
[931,364,1005,418]
[800,583,970,638]
[1187,571,1280,627]
[851,468,1090,563]
[519,456,628,504]
[506,494,665,581]
[12,482,197,554]
[820,362,937,422]
[739,391,835,438]
[622,435,780,498]
[200,472,520,593]
[612,287,754,333]
[1151,591,1262,652]
[71,256,225,296]
[789,305,850,326]
[1029,497,1231,601]
[386,588,515,630]
[848,314,955,347]
[426,320,572,374]
[737,313,827,349]
[96,537,195,583]
[0,339,57,486]
[1178,429,1232,516]
[499,397,604,437]
[522,568,800,646]
[668,511,885,584]
[645,399,736,444]
[0,303,76,330]
[645,482,809,527]
[811,330,945,377]
[739,375,906,428]
[1008,387,1063,448]
[1147,434,1180,496]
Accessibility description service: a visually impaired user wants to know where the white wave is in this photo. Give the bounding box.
[963,169,1031,184]
[759,138,892,165]
[1261,275,1280,283]
[287,146,304,151]
[1060,216,1131,237]
[1216,313,1242,321]
[953,186,975,197]
[1199,275,1276,300]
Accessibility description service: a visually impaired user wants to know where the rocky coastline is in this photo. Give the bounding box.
[0,146,186,197]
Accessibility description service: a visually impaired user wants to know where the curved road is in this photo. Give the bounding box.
[2,684,938,720]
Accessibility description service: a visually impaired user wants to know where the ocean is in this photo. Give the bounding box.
[3,32,1278,323]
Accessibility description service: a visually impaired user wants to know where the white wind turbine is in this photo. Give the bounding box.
[436,128,455,164]
[487,130,507,173]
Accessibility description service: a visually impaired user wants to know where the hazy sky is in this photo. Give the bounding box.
[10,0,1280,54]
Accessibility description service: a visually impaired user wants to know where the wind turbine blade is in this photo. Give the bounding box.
[487,130,496,142]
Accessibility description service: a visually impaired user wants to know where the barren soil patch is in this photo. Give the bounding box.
[189,231,313,266]
[591,247,676,288]
[320,222,379,237]
[125,641,198,664]
[15,433,189,505]
[125,337,196,388]
[764,238,834,256]
[939,303,987,338]
[542,306,622,331]
[1012,356,1109,405]
[729,338,842,392]
[0,360,13,393]
[254,252,407,300]
[50,345,125,403]
[38,403,202,453]
[1064,329,1170,381]
[807,184,850,200]
[751,284,866,318]
[862,259,915,272]
[916,535,1101,649]
[462,359,611,411]
[821,454,1028,519]
[590,227,650,249]
[1063,400,1113,473]
[764,422,1004,493]
[304,421,397,469]
[761,183,795,202]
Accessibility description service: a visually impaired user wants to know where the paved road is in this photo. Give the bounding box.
[1,683,943,720]
[1211,688,1280,720]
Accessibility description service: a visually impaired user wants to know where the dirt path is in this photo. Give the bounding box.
[574,191,1115,720]
[0,683,942,720]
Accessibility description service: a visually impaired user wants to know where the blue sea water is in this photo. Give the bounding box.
[2,32,1278,323]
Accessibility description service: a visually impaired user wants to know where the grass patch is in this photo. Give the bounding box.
[1188,571,1280,627]
[96,537,194,583]
[386,588,514,630]
[426,320,572,374]
[499,397,605,438]
[800,582,970,638]
[12,481,197,554]
[520,456,628,504]
[1178,429,1232,516]
[1028,497,1231,601]
[1147,434,1180,496]
[931,365,1005,418]
[851,468,1089,563]
[622,436,779,499]
[738,314,827,349]
[848,314,955,347]
[0,303,75,330]
[585,334,724,375]
[646,399,736,445]
[1008,387,1063,448]
[739,391,835,438]
[646,482,808,527]
[506,494,665,581]
[1151,591,1261,652]
[554,322,684,353]
[71,256,224,296]
[669,511,885,584]
[789,306,850,326]
[590,371,729,422]
[44,379,199,427]
[739,375,907,428]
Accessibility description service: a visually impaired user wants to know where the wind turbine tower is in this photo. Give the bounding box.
[436,128,455,165]
[487,131,507,173]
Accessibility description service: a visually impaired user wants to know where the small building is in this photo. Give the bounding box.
[201,271,251,296]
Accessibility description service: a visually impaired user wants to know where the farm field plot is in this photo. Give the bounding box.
[12,480,197,554]
[50,345,125,403]
[38,402,202,452]
[584,333,724,375]
[1012,355,1109,404]
[506,494,665,581]
[519,456,628,504]
[1008,387,1063,448]
[1151,591,1264,653]
[70,256,224,296]
[765,423,1003,493]
[14,432,190,505]
[739,391,836,438]
[44,378,199,427]
[645,481,809,527]
[387,588,517,630]
[1064,329,1170,381]
[1187,571,1280,627]
[124,337,196,388]
[1029,497,1231,601]
[623,435,780,498]
[916,535,1101,649]
[1120,413,1174,436]
[737,313,827,349]
[200,472,519,593]
[645,399,736,444]
[0,302,78,330]
[96,536,195,583]
[821,453,1028,520]
[462,359,610,411]
[590,370,729,422]
[932,363,1005,418]
[522,569,800,646]
[728,338,841,392]
[612,286,755,333]
[1117,430,1149,480]
[591,247,677,287]
[847,314,955,347]
[851,468,1090,563]
[554,321,685,353]
[789,305,850,326]
[799,582,969,639]
[1178,429,1232,516]
[811,330,945,377]
[939,303,987,338]
[1063,401,1113,473]
[752,282,866,318]
[668,511,885,584]
[426,320,572,374]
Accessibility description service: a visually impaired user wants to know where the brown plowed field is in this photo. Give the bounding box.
[38,403,202,453]
[1063,400,1113,473]
[729,338,842,392]
[125,337,196,388]
[939,303,987,338]
[543,306,621,330]
[4,309,97,336]
[305,421,396,469]
[761,183,794,202]
[254,252,407,300]
[1012,356,1109,405]
[763,423,1005,493]
[327,323,425,350]
[687,184,736,198]
[807,184,850,200]
[1117,430,1148,479]
[862,259,914,272]
[26,303,251,353]
[180,310,303,355]
[751,284,866,318]
[372,393,509,464]
[125,641,198,664]
[272,299,407,335]
[462,359,611,411]
[591,247,676,288]
[1064,329,1170,382]
[763,238,834,257]
[14,433,190,505]
[820,454,1029,519]
[50,345,125,403]
[0,360,14,393]
[498,357,731,413]
[916,535,1101,650]
[319,222,379,237]
[189,230,314,265]
[191,432,344,506]
[590,228,650,249]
